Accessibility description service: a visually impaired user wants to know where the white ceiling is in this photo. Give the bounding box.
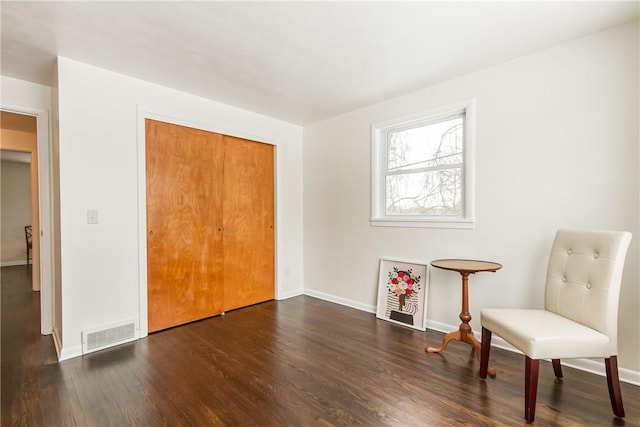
[1,1,638,125]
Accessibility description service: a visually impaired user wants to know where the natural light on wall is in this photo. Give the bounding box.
[371,99,475,229]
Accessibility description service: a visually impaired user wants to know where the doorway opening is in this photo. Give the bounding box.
[0,109,53,337]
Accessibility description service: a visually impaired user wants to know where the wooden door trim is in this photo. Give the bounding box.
[136,108,278,338]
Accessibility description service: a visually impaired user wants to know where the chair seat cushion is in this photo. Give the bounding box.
[481,308,613,359]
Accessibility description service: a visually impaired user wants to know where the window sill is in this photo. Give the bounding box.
[370,217,475,230]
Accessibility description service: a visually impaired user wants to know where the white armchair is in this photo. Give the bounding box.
[479,229,632,423]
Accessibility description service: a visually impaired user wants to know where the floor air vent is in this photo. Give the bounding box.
[82,320,138,354]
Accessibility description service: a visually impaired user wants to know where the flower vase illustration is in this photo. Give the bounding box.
[387,267,421,326]
[398,294,406,310]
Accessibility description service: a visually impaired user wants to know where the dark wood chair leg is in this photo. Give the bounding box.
[525,357,539,423]
[479,327,491,379]
[552,359,563,379]
[605,356,625,417]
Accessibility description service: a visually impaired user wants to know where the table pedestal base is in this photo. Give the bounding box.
[426,328,479,355]
[426,328,496,376]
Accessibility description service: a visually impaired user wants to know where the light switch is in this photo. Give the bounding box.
[87,209,99,224]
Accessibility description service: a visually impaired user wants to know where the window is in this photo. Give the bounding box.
[371,99,475,228]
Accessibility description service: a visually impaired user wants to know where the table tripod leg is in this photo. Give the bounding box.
[425,330,461,353]
[459,330,496,376]
[462,331,482,359]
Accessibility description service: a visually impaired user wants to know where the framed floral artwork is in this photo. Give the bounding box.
[376,258,428,331]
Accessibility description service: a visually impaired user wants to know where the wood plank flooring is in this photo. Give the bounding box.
[2,265,639,426]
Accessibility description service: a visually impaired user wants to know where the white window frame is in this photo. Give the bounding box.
[371,99,475,229]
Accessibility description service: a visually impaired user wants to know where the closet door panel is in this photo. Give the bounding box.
[146,119,225,332]
[222,135,275,311]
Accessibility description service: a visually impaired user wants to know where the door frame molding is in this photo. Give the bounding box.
[1,104,54,335]
[136,107,278,338]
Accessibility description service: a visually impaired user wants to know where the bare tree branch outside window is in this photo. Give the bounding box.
[385,117,464,216]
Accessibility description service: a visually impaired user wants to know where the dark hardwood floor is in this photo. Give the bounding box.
[2,265,639,426]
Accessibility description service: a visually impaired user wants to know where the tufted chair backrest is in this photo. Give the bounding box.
[545,229,632,352]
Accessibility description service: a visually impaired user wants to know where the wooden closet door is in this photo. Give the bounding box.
[222,136,275,311]
[146,119,225,332]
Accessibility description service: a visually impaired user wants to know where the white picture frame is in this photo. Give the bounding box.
[376,258,429,331]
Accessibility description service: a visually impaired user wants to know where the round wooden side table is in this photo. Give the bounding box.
[425,259,502,373]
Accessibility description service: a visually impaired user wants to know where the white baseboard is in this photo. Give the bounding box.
[303,288,376,313]
[304,291,640,386]
[277,287,304,300]
[561,358,640,386]
[58,344,82,361]
[52,326,82,361]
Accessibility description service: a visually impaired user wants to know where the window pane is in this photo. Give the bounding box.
[385,167,462,216]
[387,117,463,172]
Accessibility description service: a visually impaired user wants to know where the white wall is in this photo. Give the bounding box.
[1,160,31,265]
[1,76,52,111]
[304,21,639,376]
[56,57,303,359]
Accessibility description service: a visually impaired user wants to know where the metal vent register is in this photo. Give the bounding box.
[82,320,137,354]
